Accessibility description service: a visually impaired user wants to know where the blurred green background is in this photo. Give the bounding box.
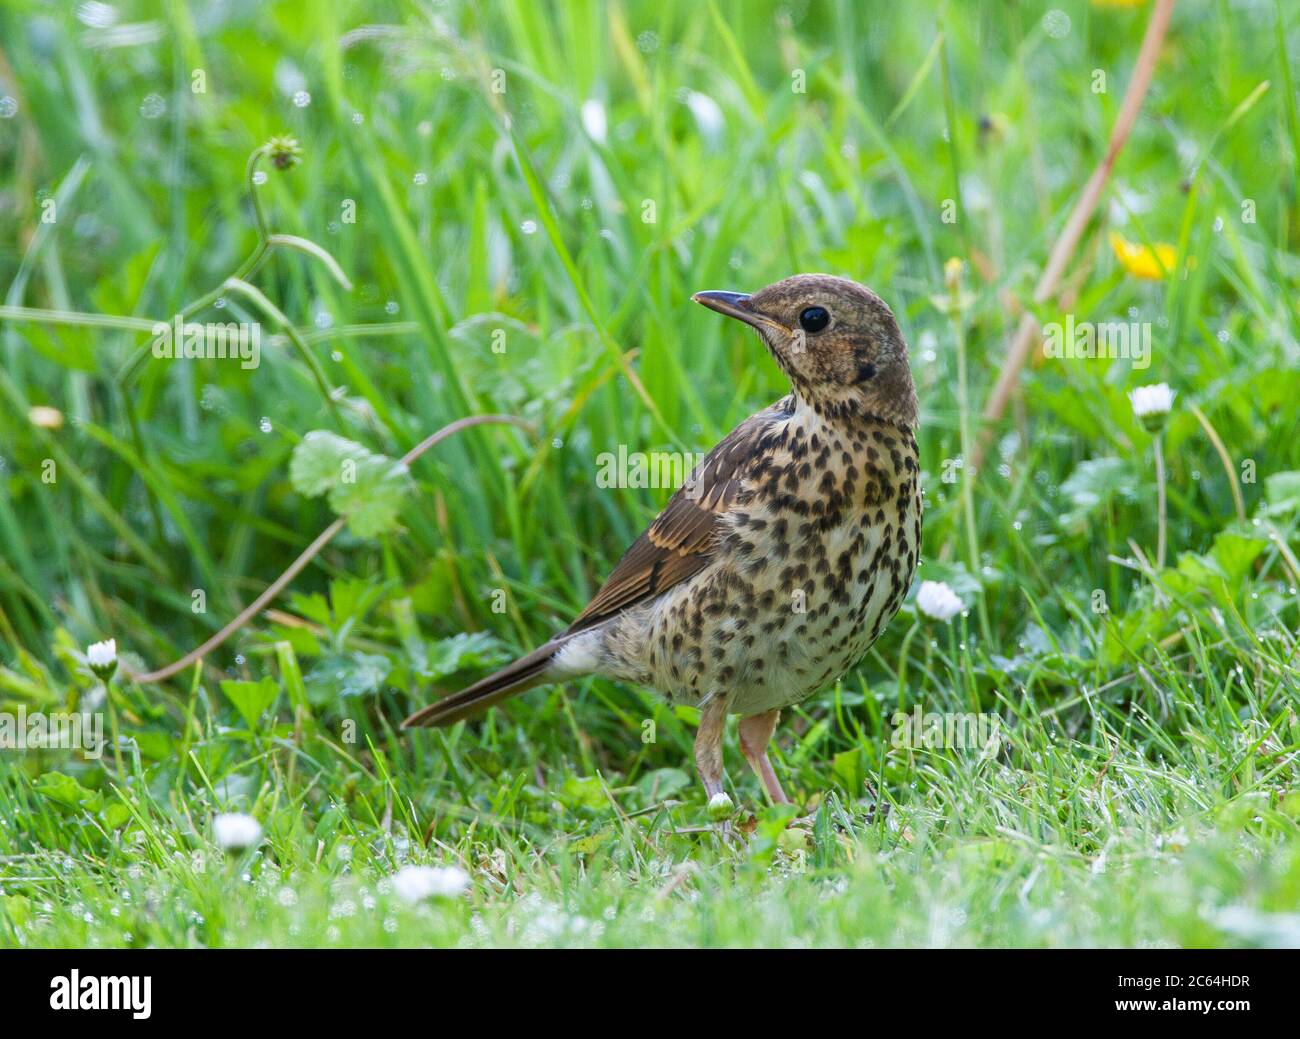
[2,0,1300,948]
[0,0,1295,674]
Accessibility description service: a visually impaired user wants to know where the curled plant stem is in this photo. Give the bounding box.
[267,235,353,290]
[115,145,343,389]
[132,515,344,685]
[1154,434,1167,571]
[130,414,533,684]
[222,276,343,428]
[245,145,273,241]
[87,142,352,580]
[115,149,272,389]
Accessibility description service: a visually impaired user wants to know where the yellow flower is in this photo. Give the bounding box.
[1109,232,1176,280]
[943,256,965,290]
[28,405,64,430]
[1092,0,1147,7]
[930,257,974,315]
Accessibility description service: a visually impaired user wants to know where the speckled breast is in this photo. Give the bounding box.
[636,416,922,715]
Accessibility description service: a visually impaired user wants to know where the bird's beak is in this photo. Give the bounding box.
[692,290,766,331]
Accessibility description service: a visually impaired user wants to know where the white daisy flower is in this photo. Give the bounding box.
[391,864,470,903]
[1129,383,1176,430]
[86,639,117,680]
[86,639,116,667]
[213,813,263,851]
[916,580,964,622]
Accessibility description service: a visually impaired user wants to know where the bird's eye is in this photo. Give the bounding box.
[798,306,830,333]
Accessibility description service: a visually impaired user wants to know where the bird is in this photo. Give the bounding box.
[404,274,922,813]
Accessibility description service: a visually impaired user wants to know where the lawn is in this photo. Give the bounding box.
[1,0,1299,949]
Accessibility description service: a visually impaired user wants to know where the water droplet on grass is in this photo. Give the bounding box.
[293,90,311,108]
[1042,10,1070,38]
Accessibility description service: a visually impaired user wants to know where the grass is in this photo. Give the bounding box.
[1,0,1300,948]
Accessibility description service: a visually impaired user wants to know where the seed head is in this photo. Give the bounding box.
[266,134,303,171]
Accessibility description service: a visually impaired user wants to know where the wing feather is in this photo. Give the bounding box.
[565,399,790,635]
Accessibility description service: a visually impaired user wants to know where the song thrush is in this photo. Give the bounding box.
[405,274,923,812]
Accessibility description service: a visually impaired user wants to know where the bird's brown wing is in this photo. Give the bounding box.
[565,401,788,636]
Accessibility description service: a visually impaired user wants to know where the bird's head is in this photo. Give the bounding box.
[692,273,917,427]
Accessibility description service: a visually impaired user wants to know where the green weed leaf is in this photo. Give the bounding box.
[220,676,281,729]
[326,453,411,538]
[289,431,411,537]
[34,772,103,813]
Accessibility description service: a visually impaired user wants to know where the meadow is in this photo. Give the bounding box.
[1,0,1299,948]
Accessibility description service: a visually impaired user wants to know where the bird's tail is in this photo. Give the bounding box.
[401,640,561,729]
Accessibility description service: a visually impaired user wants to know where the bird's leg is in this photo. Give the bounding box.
[738,709,790,805]
[694,692,732,816]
